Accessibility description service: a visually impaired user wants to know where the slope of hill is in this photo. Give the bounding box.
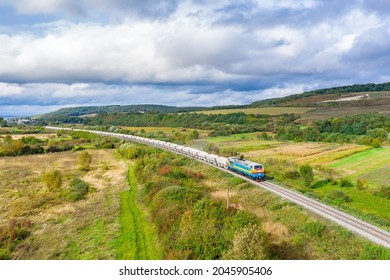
[249,82,390,107]
[37,82,390,123]
[39,104,205,119]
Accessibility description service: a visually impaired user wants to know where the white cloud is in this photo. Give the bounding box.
[0,0,389,116]
[1,6,383,84]
[0,82,312,117]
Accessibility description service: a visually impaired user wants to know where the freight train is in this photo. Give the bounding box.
[227,157,265,181]
[45,126,265,181]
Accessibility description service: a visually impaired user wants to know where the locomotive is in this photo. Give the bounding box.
[45,126,265,180]
[227,157,265,181]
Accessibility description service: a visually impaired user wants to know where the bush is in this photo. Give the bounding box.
[223,224,268,260]
[166,168,188,180]
[68,178,90,201]
[41,170,63,191]
[0,218,32,259]
[285,170,300,179]
[373,185,390,199]
[326,190,352,203]
[356,179,367,190]
[370,138,382,148]
[339,178,354,188]
[78,150,92,171]
[300,165,314,188]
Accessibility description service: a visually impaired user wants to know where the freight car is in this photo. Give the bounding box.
[227,157,265,181]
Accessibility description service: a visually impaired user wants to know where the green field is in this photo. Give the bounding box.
[329,147,390,187]
[198,133,390,230]
[198,107,315,115]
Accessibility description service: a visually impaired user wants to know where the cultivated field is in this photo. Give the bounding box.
[329,147,390,188]
[244,142,370,165]
[200,133,390,230]
[198,107,315,115]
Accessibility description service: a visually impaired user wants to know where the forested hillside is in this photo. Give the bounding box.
[39,104,204,119]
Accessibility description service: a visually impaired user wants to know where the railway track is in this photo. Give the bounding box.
[46,126,390,249]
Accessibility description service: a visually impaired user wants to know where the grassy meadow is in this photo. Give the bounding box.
[1,126,388,260]
[0,150,129,259]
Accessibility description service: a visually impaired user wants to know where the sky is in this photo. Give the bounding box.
[0,0,390,116]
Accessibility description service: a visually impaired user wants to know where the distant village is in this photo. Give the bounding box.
[1,117,33,126]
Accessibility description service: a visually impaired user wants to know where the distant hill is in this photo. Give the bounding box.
[38,82,390,123]
[39,104,205,119]
[249,82,390,107]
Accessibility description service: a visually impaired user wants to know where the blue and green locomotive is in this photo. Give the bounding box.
[227,157,265,180]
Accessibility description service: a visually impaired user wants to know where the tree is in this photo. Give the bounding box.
[0,117,7,127]
[300,165,314,188]
[78,150,92,171]
[260,132,269,140]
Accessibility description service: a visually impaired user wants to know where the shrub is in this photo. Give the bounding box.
[326,190,352,203]
[78,150,92,171]
[0,218,32,259]
[304,222,326,237]
[356,179,367,190]
[339,177,354,188]
[166,168,188,180]
[42,170,63,191]
[300,165,314,188]
[223,224,268,260]
[370,138,382,148]
[373,185,390,199]
[21,136,42,144]
[68,178,90,201]
[285,170,300,179]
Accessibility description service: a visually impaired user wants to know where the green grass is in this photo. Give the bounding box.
[198,107,315,115]
[205,133,281,154]
[115,164,162,260]
[207,132,276,142]
[329,147,390,187]
[313,184,390,227]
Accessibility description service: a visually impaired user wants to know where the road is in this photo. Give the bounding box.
[46,126,390,249]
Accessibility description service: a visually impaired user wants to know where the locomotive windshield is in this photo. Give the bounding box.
[254,165,263,170]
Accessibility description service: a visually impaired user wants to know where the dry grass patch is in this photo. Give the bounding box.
[0,150,128,259]
[243,143,369,165]
[263,221,289,241]
[6,133,56,140]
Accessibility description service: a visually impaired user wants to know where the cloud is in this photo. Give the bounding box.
[341,25,390,81]
[362,0,390,16]
[0,6,383,85]
[0,0,389,117]
[1,0,183,19]
[0,82,313,116]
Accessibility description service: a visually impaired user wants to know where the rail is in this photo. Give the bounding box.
[45,126,390,249]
